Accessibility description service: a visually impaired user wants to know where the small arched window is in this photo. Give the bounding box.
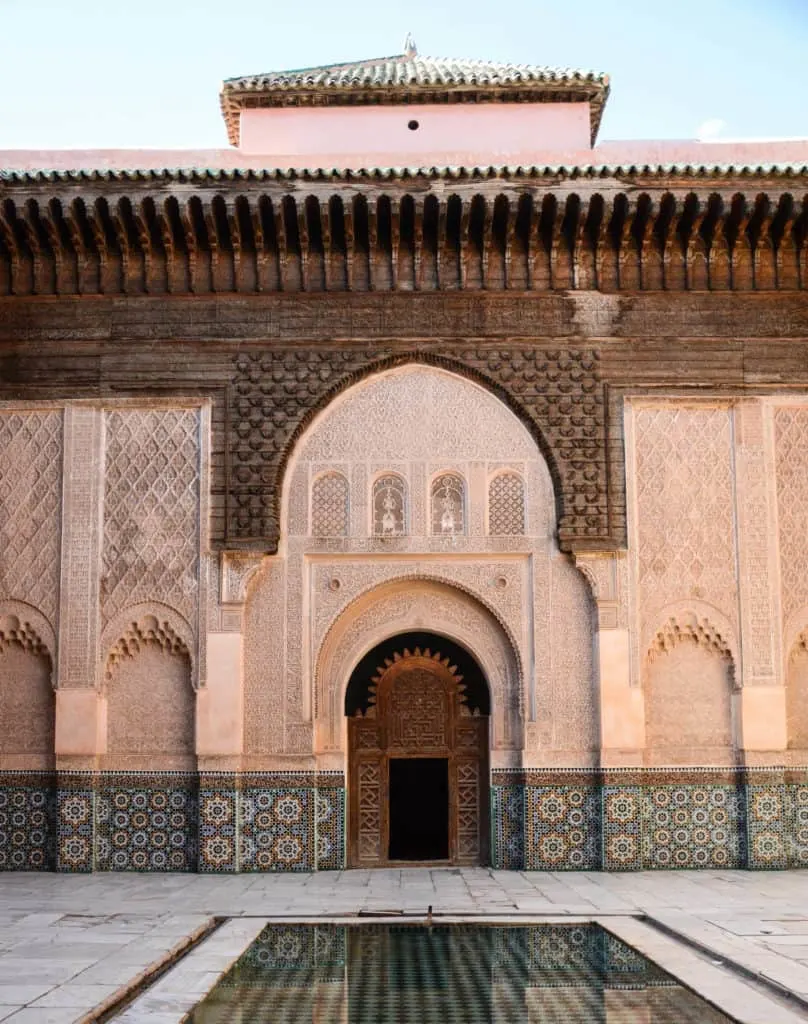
[311,472,349,537]
[488,473,525,535]
[431,473,466,535]
[373,474,407,537]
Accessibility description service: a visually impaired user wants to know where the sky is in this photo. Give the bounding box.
[0,0,806,150]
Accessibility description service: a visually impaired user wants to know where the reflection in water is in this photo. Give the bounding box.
[188,923,735,1023]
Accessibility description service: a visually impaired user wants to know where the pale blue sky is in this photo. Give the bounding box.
[0,0,805,150]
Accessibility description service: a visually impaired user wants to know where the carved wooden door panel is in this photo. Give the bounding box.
[348,647,488,867]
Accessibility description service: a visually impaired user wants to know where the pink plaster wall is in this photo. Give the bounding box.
[239,102,592,163]
[4,137,808,173]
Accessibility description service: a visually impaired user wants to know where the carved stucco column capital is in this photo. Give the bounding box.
[217,552,267,631]
[573,550,628,631]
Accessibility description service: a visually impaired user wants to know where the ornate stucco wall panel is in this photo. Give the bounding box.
[100,405,209,688]
[101,408,201,626]
[104,644,195,771]
[627,401,742,758]
[235,348,605,549]
[242,559,288,764]
[630,402,738,651]
[0,643,54,769]
[775,407,808,652]
[313,578,522,766]
[269,363,588,773]
[644,641,736,766]
[545,555,598,765]
[0,409,63,628]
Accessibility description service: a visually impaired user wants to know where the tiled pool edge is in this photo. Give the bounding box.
[113,916,807,1024]
[77,917,220,1024]
[114,918,271,1023]
[599,916,805,1024]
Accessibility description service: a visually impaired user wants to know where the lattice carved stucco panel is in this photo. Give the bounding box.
[101,409,201,627]
[315,580,522,753]
[227,349,606,549]
[489,473,526,536]
[0,410,63,624]
[632,404,738,648]
[311,472,349,537]
[775,408,808,629]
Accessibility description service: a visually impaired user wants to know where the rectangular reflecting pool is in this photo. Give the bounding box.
[187,923,736,1023]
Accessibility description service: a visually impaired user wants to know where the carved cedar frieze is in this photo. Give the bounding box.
[228,348,605,550]
[0,182,806,298]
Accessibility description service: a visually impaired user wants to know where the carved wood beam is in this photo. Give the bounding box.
[459,198,471,290]
[435,198,448,290]
[202,202,223,294]
[179,200,201,294]
[19,200,46,295]
[40,205,69,295]
[0,202,23,295]
[343,199,356,291]
[274,200,293,291]
[110,200,137,295]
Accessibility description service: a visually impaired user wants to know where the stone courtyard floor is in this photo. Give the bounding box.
[2,869,808,1021]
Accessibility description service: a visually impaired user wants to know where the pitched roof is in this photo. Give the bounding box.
[220,50,610,146]
[3,162,807,186]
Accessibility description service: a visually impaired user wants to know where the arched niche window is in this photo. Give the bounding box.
[488,472,525,535]
[311,471,349,537]
[373,474,407,537]
[431,473,466,536]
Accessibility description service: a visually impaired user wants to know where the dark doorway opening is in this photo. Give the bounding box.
[389,758,449,861]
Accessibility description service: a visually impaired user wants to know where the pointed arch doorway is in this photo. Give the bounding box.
[346,631,490,868]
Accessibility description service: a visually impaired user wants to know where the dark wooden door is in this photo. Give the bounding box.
[348,646,488,867]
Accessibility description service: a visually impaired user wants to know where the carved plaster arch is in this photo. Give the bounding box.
[783,607,808,670]
[101,602,194,688]
[0,601,56,685]
[315,576,523,756]
[643,600,738,670]
[645,606,737,687]
[277,354,566,535]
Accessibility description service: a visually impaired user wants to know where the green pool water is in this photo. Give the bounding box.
[187,923,735,1023]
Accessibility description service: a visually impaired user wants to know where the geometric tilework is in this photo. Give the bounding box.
[315,783,345,871]
[527,785,600,870]
[0,778,55,870]
[491,769,793,872]
[198,776,239,873]
[491,783,525,870]
[240,788,314,872]
[639,783,743,870]
[95,774,198,872]
[3,768,808,872]
[56,777,95,873]
[787,783,808,868]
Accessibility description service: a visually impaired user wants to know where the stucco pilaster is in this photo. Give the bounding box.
[55,405,104,766]
[57,405,104,690]
[575,550,644,764]
[734,399,786,753]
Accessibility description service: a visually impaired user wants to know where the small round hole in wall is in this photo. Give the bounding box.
[407,119,420,131]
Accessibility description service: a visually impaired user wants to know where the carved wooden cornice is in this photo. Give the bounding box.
[0,180,806,297]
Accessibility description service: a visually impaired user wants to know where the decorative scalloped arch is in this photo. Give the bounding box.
[783,607,808,669]
[278,354,565,540]
[314,574,524,755]
[647,610,735,685]
[101,602,194,687]
[789,626,808,661]
[0,601,55,684]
